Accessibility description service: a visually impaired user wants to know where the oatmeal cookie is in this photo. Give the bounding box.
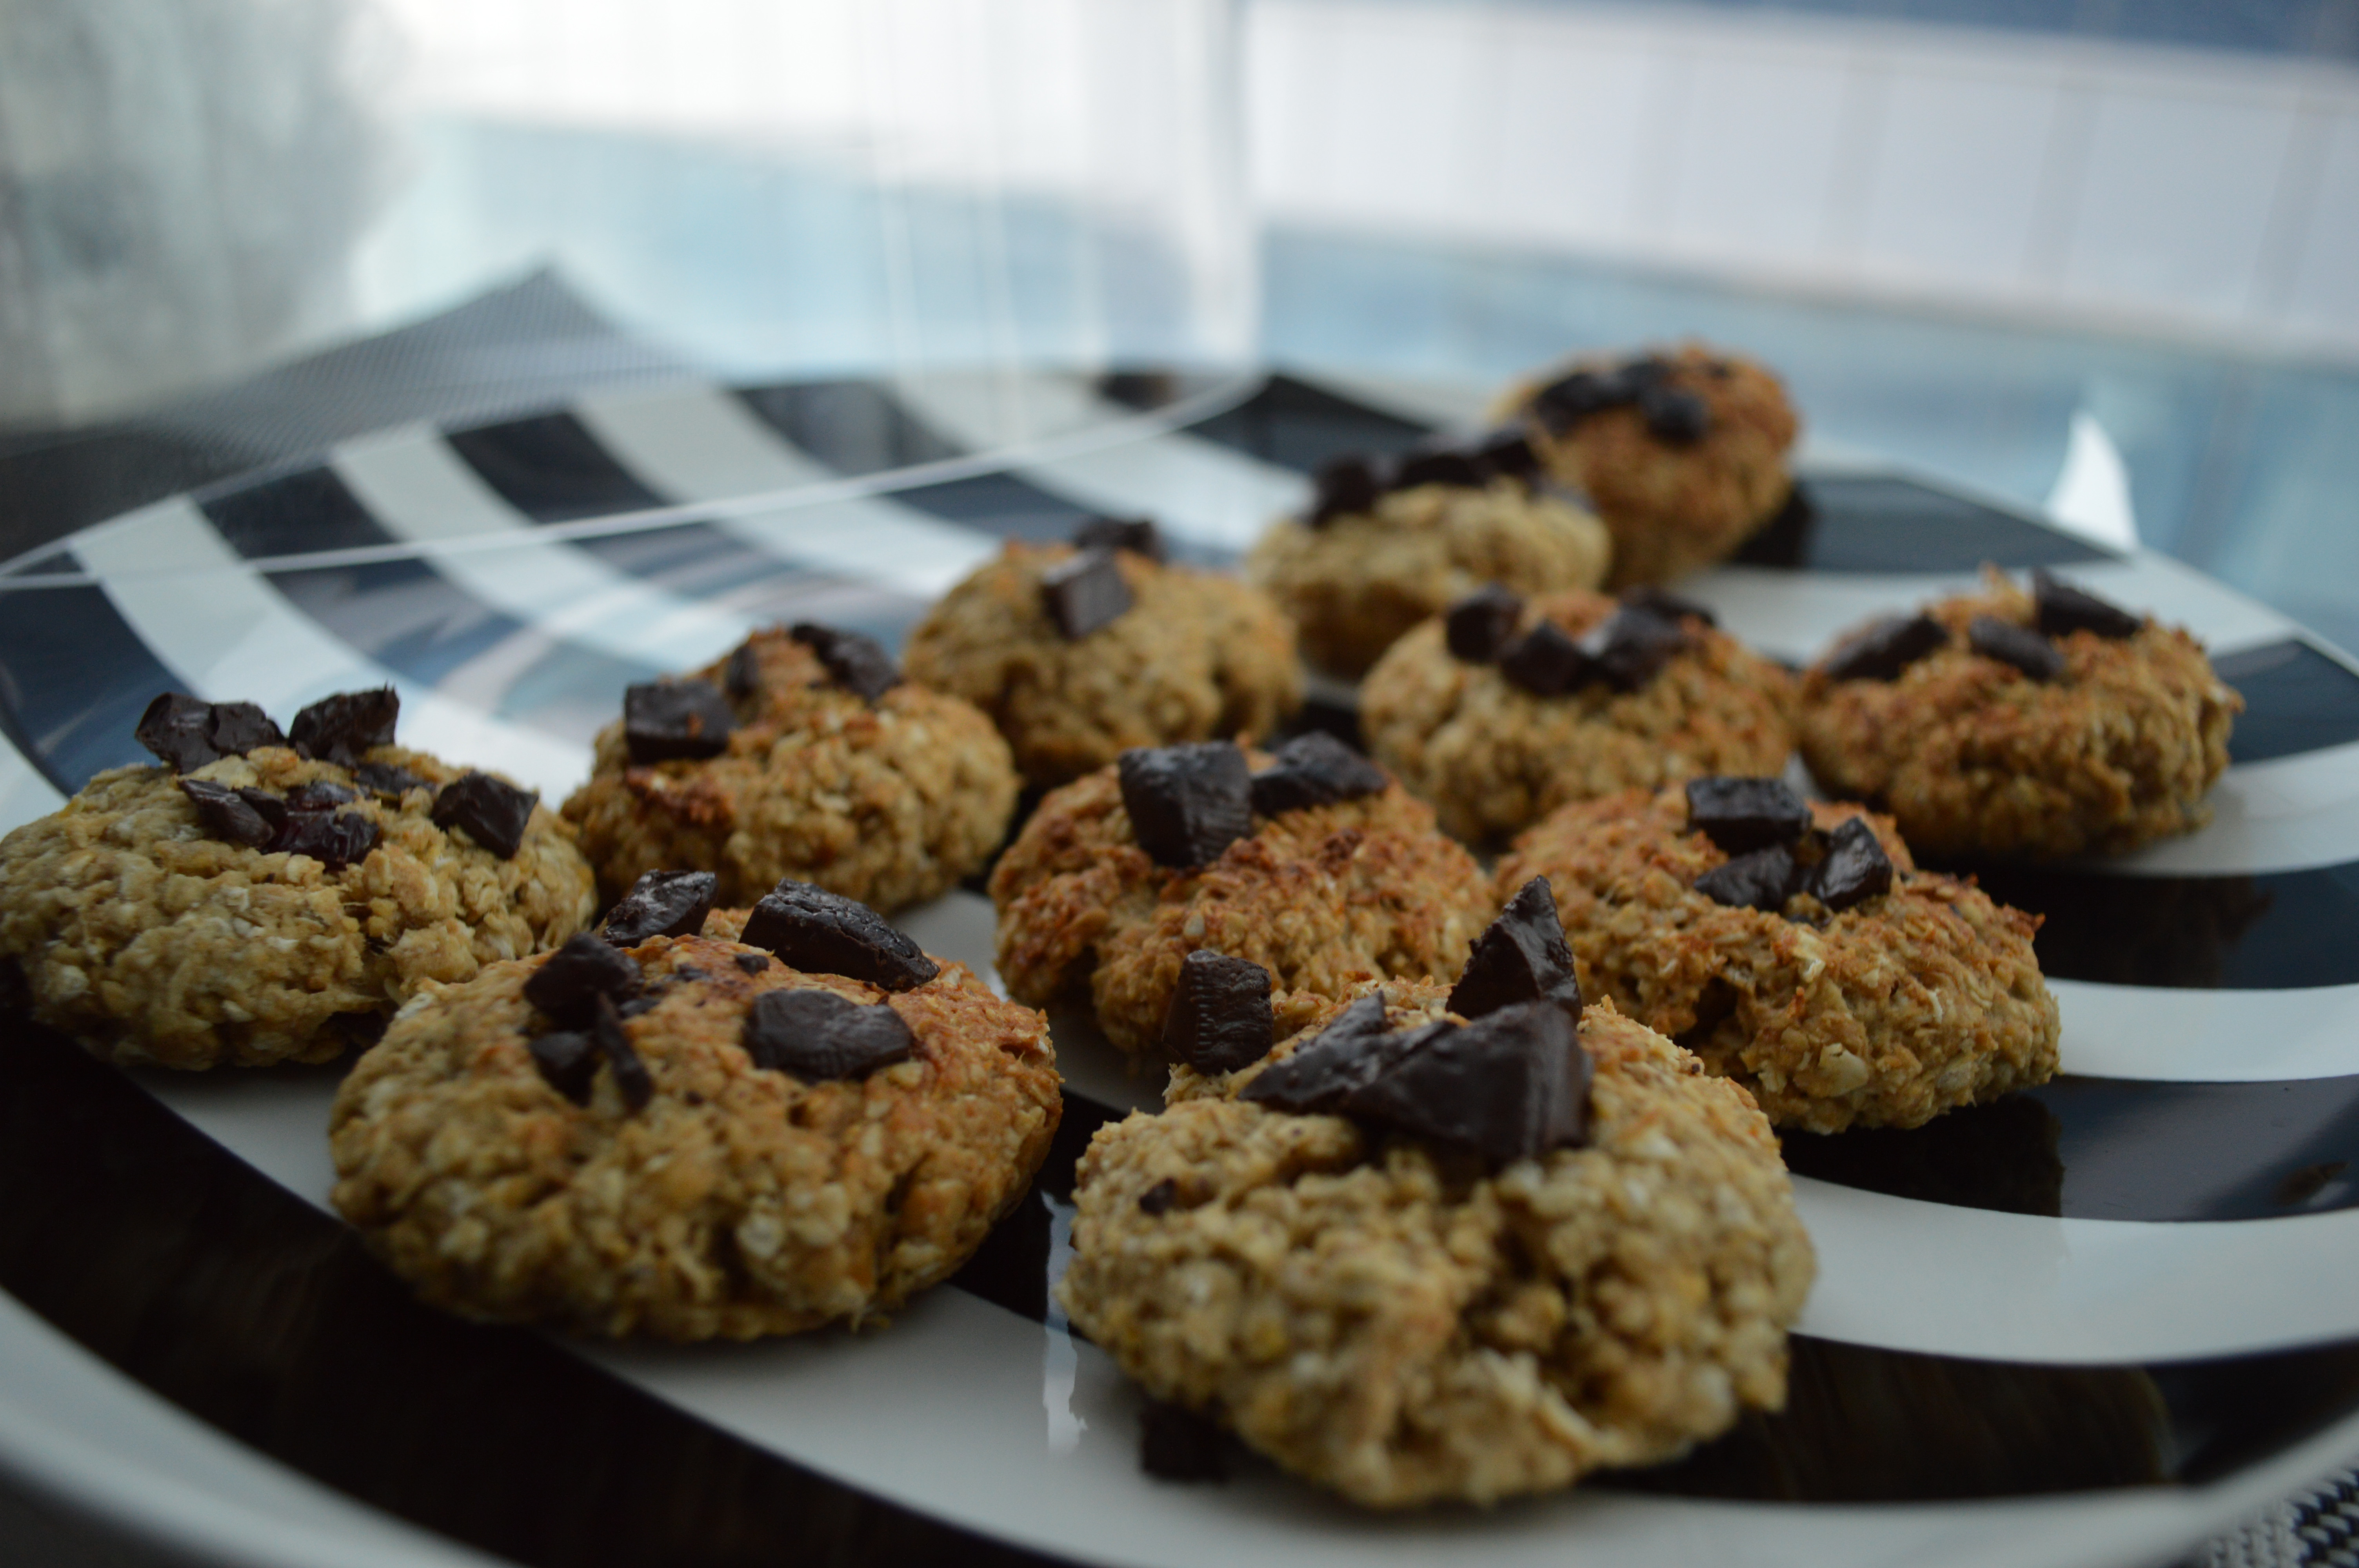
[0,737,593,1070]
[1060,993,1814,1507]
[1501,344,1797,588]
[1361,587,1796,844]
[562,624,1018,911]
[329,924,1060,1340]
[1498,783,2058,1132]
[1797,570,2241,859]
[903,536,1301,786]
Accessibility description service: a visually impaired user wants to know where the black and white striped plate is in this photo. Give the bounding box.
[7,367,2359,1568]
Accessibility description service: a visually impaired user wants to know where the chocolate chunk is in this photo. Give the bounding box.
[177,778,274,848]
[135,693,226,772]
[1499,620,1594,697]
[1531,368,1635,432]
[289,688,400,766]
[1137,1178,1179,1215]
[1807,817,1895,911]
[1472,427,1539,481]
[741,987,915,1081]
[739,880,940,991]
[271,809,379,870]
[674,965,707,982]
[616,996,661,1020]
[528,1029,598,1105]
[1968,615,2063,682]
[601,869,719,945]
[1822,614,1949,682]
[2033,570,2142,641]
[624,680,736,764]
[1694,844,1799,911]
[1620,585,1717,628]
[524,933,645,1027]
[1580,606,1690,692]
[1340,1001,1593,1163]
[1685,777,1812,855]
[790,623,902,703]
[591,993,654,1112]
[1161,951,1274,1074]
[236,788,289,833]
[1040,548,1135,639]
[1140,1401,1227,1483]
[1072,515,1166,562]
[1118,742,1254,869]
[284,780,356,811]
[1248,732,1388,816]
[1392,445,1485,490]
[1449,878,1581,1022]
[353,762,427,802]
[734,951,771,975]
[1639,385,1710,444]
[205,702,285,757]
[1308,454,1383,526]
[723,641,764,699]
[431,771,538,859]
[1239,992,1401,1114]
[1445,585,1525,664]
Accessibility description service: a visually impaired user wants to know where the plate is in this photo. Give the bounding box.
[5,366,2359,1568]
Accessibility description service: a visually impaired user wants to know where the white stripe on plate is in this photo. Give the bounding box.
[330,426,752,671]
[0,728,67,836]
[73,499,589,797]
[2055,979,2359,1083]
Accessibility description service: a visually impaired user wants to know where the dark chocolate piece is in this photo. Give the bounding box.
[734,951,772,975]
[723,641,763,699]
[741,987,915,1081]
[1472,427,1539,481]
[1620,585,1717,628]
[1807,817,1895,911]
[1531,368,1633,432]
[205,702,285,757]
[1822,614,1949,682]
[624,680,736,764]
[1072,515,1165,562]
[1685,777,1812,855]
[1444,584,1525,664]
[1139,1401,1227,1483]
[2033,570,2142,641]
[1137,1178,1179,1215]
[431,771,538,859]
[601,869,719,945]
[289,688,400,766]
[283,781,356,811]
[1969,616,2064,682]
[1449,878,1581,1022]
[1694,845,1800,911]
[1580,606,1690,692]
[739,880,940,992]
[1639,385,1710,444]
[1238,992,1401,1114]
[1340,1000,1592,1163]
[1499,621,1594,697]
[1392,445,1485,490]
[270,809,379,871]
[674,965,707,982]
[1040,549,1134,639]
[591,993,654,1112]
[523,933,645,1027]
[1248,732,1387,817]
[177,778,274,848]
[789,623,901,703]
[352,762,427,802]
[528,1029,598,1105]
[617,996,661,1020]
[1161,951,1274,1075]
[1117,742,1254,869]
[235,788,289,833]
[135,693,226,772]
[1308,455,1383,526]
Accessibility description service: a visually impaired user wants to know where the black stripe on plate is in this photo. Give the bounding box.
[1783,1075,2359,1223]
[445,413,672,525]
[734,381,962,475]
[2217,639,2359,765]
[1736,475,2117,573]
[0,582,182,792]
[1175,372,1434,472]
[198,464,400,557]
[887,472,1097,544]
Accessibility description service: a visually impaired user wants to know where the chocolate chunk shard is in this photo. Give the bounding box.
[1450,878,1581,1022]
[1499,621,1594,697]
[1239,991,1400,1114]
[1531,368,1634,432]
[1445,584,1525,664]
[528,1029,598,1105]
[740,880,940,992]
[135,694,225,772]
[205,702,285,757]
[790,623,902,702]
[1685,777,1812,855]
[1968,615,2063,682]
[741,987,915,1081]
[177,778,274,848]
[625,680,736,764]
[591,993,654,1112]
[432,771,538,859]
[524,933,645,1027]
[723,640,763,699]
[1308,454,1383,526]
[1639,385,1710,444]
[1472,427,1539,481]
[1621,585,1717,628]
[1140,1401,1227,1483]
[1073,515,1166,562]
[1392,445,1485,490]
[270,809,379,871]
[600,869,719,945]
[1161,951,1275,1074]
[1118,742,1254,869]
[1040,548,1134,639]
[1807,817,1895,911]
[1137,1178,1179,1216]
[1822,614,1949,682]
[2033,570,2141,641]
[1340,1000,1592,1163]
[283,781,356,811]
[734,951,772,975]
[289,688,400,766]
[1248,732,1387,816]
[1580,606,1690,692]
[353,762,427,802]
[1694,845,1799,911]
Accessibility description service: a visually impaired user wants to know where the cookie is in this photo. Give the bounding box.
[1797,570,2241,859]
[561,624,1020,911]
[1360,587,1796,844]
[1496,781,2059,1132]
[987,739,1492,1059]
[902,530,1302,787]
[329,916,1061,1340]
[0,692,594,1069]
[1503,344,1797,588]
[1060,984,1814,1507]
